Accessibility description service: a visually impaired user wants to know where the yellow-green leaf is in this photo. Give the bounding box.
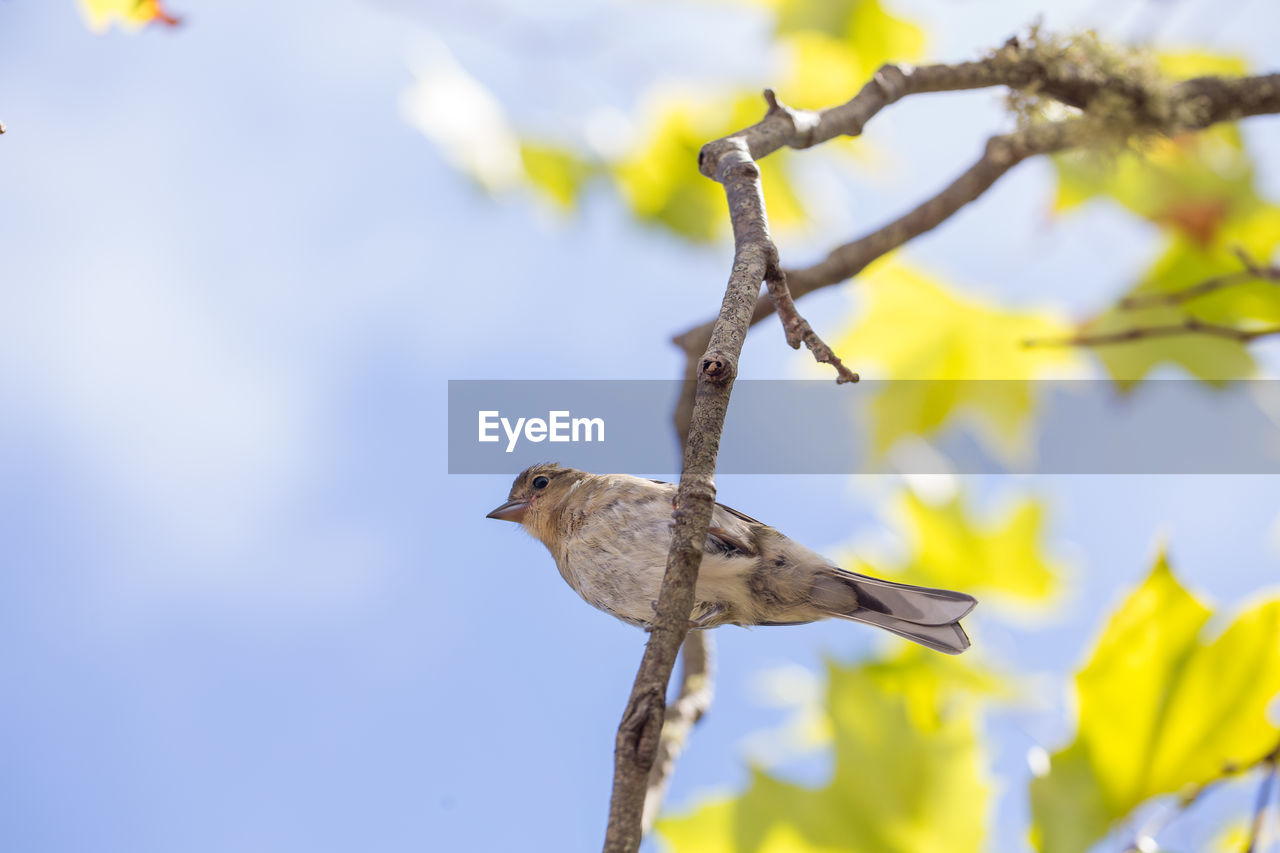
[519,142,597,210]
[1052,48,1253,228]
[611,93,807,241]
[835,261,1077,457]
[658,654,989,853]
[1084,301,1257,390]
[1029,554,1280,853]
[772,0,926,110]
[1052,125,1258,241]
[1052,122,1279,389]
[1155,50,1248,80]
[770,0,924,55]
[1079,201,1280,388]
[1126,205,1280,326]
[844,490,1061,609]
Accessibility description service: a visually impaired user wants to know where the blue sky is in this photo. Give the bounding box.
[3,1,1280,851]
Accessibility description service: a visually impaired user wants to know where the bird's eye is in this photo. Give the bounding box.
[532,475,550,490]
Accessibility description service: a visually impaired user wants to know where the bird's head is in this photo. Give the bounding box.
[486,463,588,539]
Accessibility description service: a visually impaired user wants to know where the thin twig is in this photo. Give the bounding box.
[761,226,859,383]
[1022,317,1280,347]
[1116,742,1280,853]
[699,88,862,384]
[1119,249,1280,309]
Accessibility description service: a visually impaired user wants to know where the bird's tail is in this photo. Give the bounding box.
[817,570,977,655]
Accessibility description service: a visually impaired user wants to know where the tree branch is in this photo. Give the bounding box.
[1118,249,1280,310]
[674,116,1085,435]
[1119,741,1280,853]
[1022,316,1280,347]
[640,630,714,835]
[603,128,781,852]
[673,71,1280,361]
[670,65,1278,432]
[616,37,1280,852]
[632,369,723,836]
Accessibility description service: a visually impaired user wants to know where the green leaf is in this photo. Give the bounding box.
[1155,50,1249,80]
[519,142,597,209]
[1054,94,1280,388]
[1084,300,1257,390]
[1128,205,1280,326]
[1052,48,1255,240]
[771,0,924,53]
[1052,125,1258,242]
[657,655,989,853]
[612,93,809,242]
[772,0,926,110]
[834,261,1078,458]
[1081,201,1280,387]
[1029,554,1280,853]
[842,490,1061,610]
[606,0,926,240]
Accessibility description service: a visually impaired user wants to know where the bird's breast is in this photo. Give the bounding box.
[553,497,675,626]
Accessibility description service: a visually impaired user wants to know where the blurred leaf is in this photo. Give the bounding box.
[1051,49,1280,389]
[1051,47,1257,247]
[599,0,924,238]
[1129,206,1280,325]
[520,142,598,209]
[771,0,924,53]
[1053,126,1258,245]
[773,0,925,110]
[1155,50,1249,79]
[658,654,989,853]
[845,490,1061,609]
[612,93,807,241]
[835,261,1076,457]
[612,97,727,241]
[1082,301,1257,390]
[1077,202,1280,388]
[406,0,926,241]
[1052,48,1252,227]
[79,0,180,32]
[1029,554,1280,853]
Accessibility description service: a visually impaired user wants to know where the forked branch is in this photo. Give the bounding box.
[609,35,1280,853]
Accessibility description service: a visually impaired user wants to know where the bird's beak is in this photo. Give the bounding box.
[486,499,529,523]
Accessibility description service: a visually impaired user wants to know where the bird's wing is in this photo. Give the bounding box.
[644,478,765,524]
[644,478,762,557]
[713,501,767,527]
[707,501,762,557]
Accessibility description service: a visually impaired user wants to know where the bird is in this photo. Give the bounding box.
[486,463,977,654]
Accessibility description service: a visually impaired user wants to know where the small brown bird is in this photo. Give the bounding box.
[487,464,977,653]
